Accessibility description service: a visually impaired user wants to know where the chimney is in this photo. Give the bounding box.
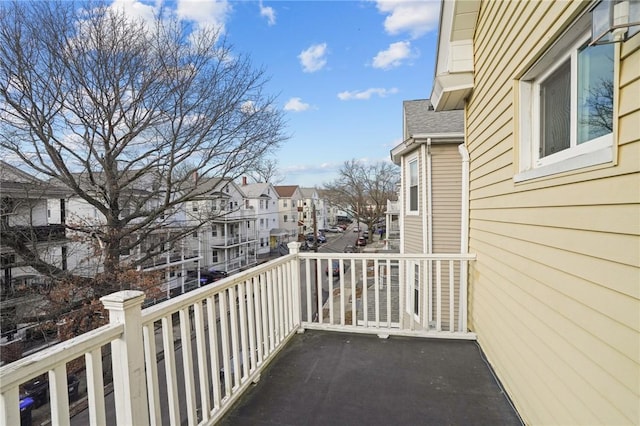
[242,176,247,186]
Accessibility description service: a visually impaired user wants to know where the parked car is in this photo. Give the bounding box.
[317,235,327,244]
[326,260,340,276]
[363,231,369,239]
[327,226,343,233]
[356,236,367,247]
[21,373,81,408]
[188,269,228,285]
[343,245,356,253]
[353,227,360,232]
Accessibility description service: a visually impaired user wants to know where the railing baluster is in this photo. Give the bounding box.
[436,260,442,331]
[179,307,197,425]
[219,292,232,396]
[161,315,180,425]
[193,301,211,421]
[449,260,455,333]
[206,295,222,409]
[374,259,380,327]
[85,347,106,426]
[386,259,392,328]
[362,258,368,327]
[49,365,70,426]
[142,324,160,426]
[247,277,257,374]
[228,287,241,388]
[339,258,345,326]
[350,258,357,326]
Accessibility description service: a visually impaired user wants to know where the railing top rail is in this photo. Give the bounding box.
[0,323,123,389]
[142,253,297,323]
[298,252,476,261]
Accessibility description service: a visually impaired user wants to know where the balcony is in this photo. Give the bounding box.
[0,244,521,425]
[0,224,66,244]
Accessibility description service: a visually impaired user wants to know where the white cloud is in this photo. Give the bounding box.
[284,97,312,112]
[375,0,440,39]
[298,43,328,73]
[176,0,231,32]
[372,41,413,69]
[337,87,399,101]
[108,0,158,25]
[259,1,276,25]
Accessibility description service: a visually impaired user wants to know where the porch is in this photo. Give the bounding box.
[0,244,522,425]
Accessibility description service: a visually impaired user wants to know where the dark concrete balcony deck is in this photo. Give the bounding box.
[220,330,522,425]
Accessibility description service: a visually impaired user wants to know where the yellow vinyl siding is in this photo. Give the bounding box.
[466,1,640,425]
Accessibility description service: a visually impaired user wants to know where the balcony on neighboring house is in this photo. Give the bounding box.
[0,224,66,244]
[0,243,521,426]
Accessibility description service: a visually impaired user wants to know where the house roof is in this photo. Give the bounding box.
[403,99,464,136]
[299,187,318,199]
[274,185,299,198]
[0,161,69,197]
[241,182,273,198]
[390,99,465,164]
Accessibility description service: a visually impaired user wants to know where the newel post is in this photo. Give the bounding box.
[101,291,149,426]
[287,242,303,330]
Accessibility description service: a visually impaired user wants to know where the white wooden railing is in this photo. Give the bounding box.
[0,243,475,426]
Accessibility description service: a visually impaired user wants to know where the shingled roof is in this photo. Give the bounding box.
[403,99,464,136]
[274,185,299,198]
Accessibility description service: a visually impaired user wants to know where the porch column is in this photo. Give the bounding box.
[101,291,150,426]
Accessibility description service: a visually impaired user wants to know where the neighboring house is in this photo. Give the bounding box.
[0,162,68,340]
[391,99,465,255]
[390,100,465,330]
[430,1,639,425]
[240,179,279,258]
[185,178,257,274]
[273,185,304,240]
[298,187,322,232]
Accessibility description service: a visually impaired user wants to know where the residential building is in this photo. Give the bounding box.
[298,187,324,233]
[391,99,465,255]
[430,1,639,424]
[273,185,304,240]
[185,178,257,274]
[240,179,279,258]
[0,162,68,344]
[390,100,465,330]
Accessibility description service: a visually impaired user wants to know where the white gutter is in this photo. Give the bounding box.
[458,144,469,254]
[425,139,433,255]
[458,143,470,332]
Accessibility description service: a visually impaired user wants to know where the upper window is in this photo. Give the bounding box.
[516,13,614,181]
[407,158,418,213]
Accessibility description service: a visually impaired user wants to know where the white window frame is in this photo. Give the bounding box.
[515,12,615,182]
[406,157,419,214]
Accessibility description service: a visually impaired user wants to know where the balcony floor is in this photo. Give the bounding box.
[220,330,522,425]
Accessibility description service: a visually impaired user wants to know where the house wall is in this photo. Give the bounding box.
[466,2,640,425]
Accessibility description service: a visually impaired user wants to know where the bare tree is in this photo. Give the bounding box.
[323,160,399,243]
[0,1,288,293]
[246,157,285,184]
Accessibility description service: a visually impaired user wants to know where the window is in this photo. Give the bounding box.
[283,200,288,207]
[212,250,218,262]
[260,218,264,228]
[284,215,288,222]
[192,203,198,212]
[260,200,264,209]
[408,158,418,213]
[212,226,217,237]
[192,231,198,239]
[517,13,614,181]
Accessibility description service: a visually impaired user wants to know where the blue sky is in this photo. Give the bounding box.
[112,0,441,187]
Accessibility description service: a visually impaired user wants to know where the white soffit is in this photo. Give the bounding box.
[431,0,480,111]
